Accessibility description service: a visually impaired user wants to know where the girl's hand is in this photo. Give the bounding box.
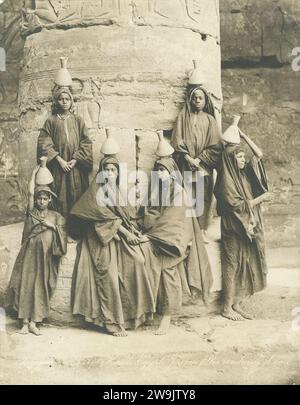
[113,234,121,241]
[185,155,200,170]
[32,165,40,175]
[29,165,40,195]
[125,232,141,246]
[68,159,77,169]
[57,157,71,172]
[238,129,245,139]
[41,220,56,230]
[132,229,142,237]
[261,192,273,203]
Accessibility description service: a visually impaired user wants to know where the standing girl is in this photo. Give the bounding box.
[171,86,222,242]
[6,167,67,335]
[37,87,93,217]
[215,132,272,321]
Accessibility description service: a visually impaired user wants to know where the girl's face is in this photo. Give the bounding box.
[36,192,50,211]
[191,89,206,112]
[104,163,118,182]
[157,165,171,182]
[57,93,72,112]
[235,151,246,169]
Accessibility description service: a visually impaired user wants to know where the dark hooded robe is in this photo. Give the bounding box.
[214,146,268,302]
[37,88,93,217]
[6,188,67,322]
[139,157,213,313]
[171,86,222,230]
[69,156,157,333]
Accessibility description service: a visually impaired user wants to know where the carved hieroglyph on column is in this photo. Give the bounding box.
[22,0,128,33]
[22,0,219,39]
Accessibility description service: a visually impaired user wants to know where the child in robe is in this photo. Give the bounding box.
[37,87,93,218]
[6,167,67,335]
[214,131,272,321]
[171,86,222,242]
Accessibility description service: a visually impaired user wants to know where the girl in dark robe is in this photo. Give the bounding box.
[70,156,157,337]
[37,87,93,217]
[171,86,222,242]
[139,157,212,334]
[214,132,272,321]
[6,167,67,335]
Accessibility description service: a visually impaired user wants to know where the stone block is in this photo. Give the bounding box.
[220,0,300,64]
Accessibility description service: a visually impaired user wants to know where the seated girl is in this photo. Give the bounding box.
[139,156,212,334]
[69,156,157,337]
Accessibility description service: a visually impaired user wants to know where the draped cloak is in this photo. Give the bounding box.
[214,146,268,301]
[171,87,222,229]
[6,208,67,322]
[139,157,213,305]
[69,157,157,332]
[37,113,93,217]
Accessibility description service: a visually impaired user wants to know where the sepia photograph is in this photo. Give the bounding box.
[0,0,299,388]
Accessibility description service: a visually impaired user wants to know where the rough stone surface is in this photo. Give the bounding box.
[220,0,300,65]
[220,2,300,248]
[21,0,220,40]
[0,1,25,224]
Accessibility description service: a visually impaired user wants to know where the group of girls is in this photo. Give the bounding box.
[5,83,271,336]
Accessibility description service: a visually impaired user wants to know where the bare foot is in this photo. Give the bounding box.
[190,286,199,300]
[19,323,29,335]
[155,315,171,335]
[112,327,127,337]
[202,230,210,244]
[144,318,154,327]
[222,308,244,321]
[29,322,42,336]
[232,304,254,320]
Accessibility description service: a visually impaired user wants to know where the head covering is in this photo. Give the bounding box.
[34,185,57,198]
[188,85,216,118]
[223,144,245,173]
[154,157,183,185]
[214,145,268,240]
[52,87,74,114]
[97,155,120,186]
[99,155,119,172]
[171,85,220,165]
[70,155,135,228]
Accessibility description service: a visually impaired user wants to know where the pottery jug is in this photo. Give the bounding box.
[35,156,54,185]
[222,115,241,144]
[54,57,73,87]
[101,129,120,155]
[156,131,174,157]
[189,60,206,86]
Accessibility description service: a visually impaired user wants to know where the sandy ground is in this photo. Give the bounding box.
[1,282,299,385]
[1,220,299,385]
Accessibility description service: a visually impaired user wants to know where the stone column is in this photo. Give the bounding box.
[19,0,222,182]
